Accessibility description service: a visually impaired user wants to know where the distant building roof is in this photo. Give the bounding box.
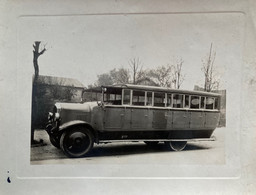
[37,75,84,88]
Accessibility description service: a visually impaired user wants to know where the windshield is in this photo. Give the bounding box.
[82,91,102,102]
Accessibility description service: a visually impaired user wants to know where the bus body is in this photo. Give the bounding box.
[46,84,221,158]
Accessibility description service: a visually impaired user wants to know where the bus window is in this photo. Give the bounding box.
[146,92,153,106]
[109,94,115,100]
[214,97,219,109]
[191,96,200,109]
[184,95,190,108]
[153,92,165,107]
[201,96,205,109]
[206,97,214,109]
[116,94,122,101]
[132,90,145,106]
[173,94,183,108]
[167,94,172,107]
[103,88,122,105]
[123,89,131,105]
[83,92,102,102]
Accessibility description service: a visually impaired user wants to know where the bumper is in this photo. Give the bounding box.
[45,123,59,135]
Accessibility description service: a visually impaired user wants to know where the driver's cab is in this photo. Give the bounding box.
[82,85,123,106]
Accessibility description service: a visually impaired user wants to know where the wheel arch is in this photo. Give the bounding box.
[59,120,98,143]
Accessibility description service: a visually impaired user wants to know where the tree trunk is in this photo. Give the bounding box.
[31,41,46,143]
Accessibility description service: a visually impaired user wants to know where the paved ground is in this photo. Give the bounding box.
[31,128,225,165]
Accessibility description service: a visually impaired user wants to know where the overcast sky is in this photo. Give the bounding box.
[18,13,244,90]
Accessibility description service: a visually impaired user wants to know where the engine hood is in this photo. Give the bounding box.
[55,101,98,112]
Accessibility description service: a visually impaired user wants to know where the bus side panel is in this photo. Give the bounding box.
[205,112,220,129]
[166,110,173,130]
[91,106,104,130]
[103,107,124,129]
[189,111,205,129]
[131,108,149,129]
[152,110,167,129]
[123,107,132,130]
[172,110,190,129]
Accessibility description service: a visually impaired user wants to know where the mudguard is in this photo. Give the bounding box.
[59,120,92,132]
[58,120,98,143]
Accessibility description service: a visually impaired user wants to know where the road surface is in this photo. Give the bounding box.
[31,128,225,165]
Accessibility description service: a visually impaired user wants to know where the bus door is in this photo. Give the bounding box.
[103,106,124,129]
[103,91,124,129]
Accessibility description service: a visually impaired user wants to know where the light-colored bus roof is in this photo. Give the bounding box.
[86,84,221,97]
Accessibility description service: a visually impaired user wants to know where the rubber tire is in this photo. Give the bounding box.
[49,135,60,148]
[60,126,94,158]
[144,141,159,146]
[165,141,187,151]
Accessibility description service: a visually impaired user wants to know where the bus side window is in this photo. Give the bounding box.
[153,92,165,107]
[214,97,219,109]
[184,95,190,108]
[123,89,131,105]
[191,96,200,109]
[206,97,214,109]
[132,90,145,106]
[173,94,183,108]
[167,94,172,107]
[146,92,153,106]
[200,96,205,109]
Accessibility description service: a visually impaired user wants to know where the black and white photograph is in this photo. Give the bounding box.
[1,0,256,194]
[24,13,232,165]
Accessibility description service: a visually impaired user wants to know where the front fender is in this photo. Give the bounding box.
[59,120,92,132]
[59,120,98,143]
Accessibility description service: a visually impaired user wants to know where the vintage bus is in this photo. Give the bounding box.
[46,84,221,158]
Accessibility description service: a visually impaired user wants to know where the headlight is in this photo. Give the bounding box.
[48,112,53,120]
[55,113,60,120]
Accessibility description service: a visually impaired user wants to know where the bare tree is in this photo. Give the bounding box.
[110,68,130,84]
[33,41,46,81]
[202,43,219,92]
[148,65,173,87]
[96,73,114,86]
[172,59,185,89]
[129,57,146,84]
[31,41,47,144]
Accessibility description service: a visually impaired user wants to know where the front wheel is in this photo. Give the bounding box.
[49,135,60,148]
[165,141,187,151]
[60,126,94,158]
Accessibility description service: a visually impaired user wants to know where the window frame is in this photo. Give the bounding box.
[131,90,146,106]
[153,91,166,107]
[118,88,219,111]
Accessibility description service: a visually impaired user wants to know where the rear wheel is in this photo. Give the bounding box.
[165,141,187,151]
[60,126,94,158]
[144,141,159,146]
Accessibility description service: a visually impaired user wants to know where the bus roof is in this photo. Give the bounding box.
[85,84,221,97]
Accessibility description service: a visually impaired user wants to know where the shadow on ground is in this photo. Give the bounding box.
[31,129,214,161]
[86,142,211,158]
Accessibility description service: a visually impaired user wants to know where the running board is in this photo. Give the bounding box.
[99,137,216,143]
